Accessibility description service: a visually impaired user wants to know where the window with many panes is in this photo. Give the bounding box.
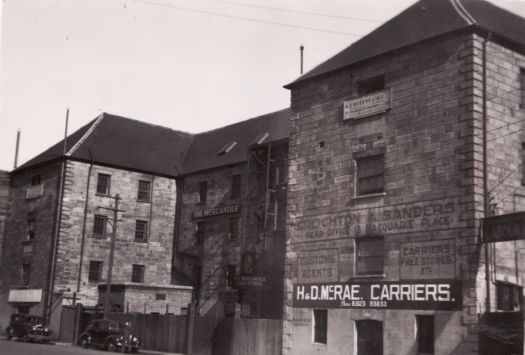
[496,282,522,311]
[313,309,327,344]
[88,261,103,282]
[356,155,384,195]
[199,181,208,203]
[229,217,239,240]
[137,180,151,202]
[226,264,236,288]
[21,263,31,286]
[358,75,385,96]
[96,173,111,195]
[231,174,241,199]
[93,215,107,236]
[27,212,37,240]
[356,237,384,275]
[134,220,148,242]
[416,315,434,354]
[132,264,145,283]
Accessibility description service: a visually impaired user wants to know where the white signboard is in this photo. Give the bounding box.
[8,289,42,303]
[343,89,392,120]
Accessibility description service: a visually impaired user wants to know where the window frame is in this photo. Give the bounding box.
[199,181,208,203]
[195,221,205,244]
[134,220,149,242]
[521,142,525,186]
[496,282,522,312]
[312,309,328,344]
[229,217,239,241]
[31,175,41,186]
[96,173,111,195]
[27,212,37,241]
[131,264,145,283]
[226,264,236,288]
[355,237,384,275]
[137,180,151,202]
[88,261,103,283]
[356,155,385,196]
[21,263,31,286]
[231,174,241,199]
[93,215,108,237]
[520,68,525,108]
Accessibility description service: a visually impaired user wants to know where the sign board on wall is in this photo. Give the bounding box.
[483,212,525,243]
[292,280,462,310]
[400,239,455,280]
[193,204,241,219]
[343,89,392,120]
[297,249,339,282]
[8,289,43,303]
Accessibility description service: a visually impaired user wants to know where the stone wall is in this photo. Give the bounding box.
[284,33,485,355]
[0,171,10,276]
[123,284,192,314]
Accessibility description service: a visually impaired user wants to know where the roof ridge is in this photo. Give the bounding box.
[102,112,195,137]
[450,0,476,25]
[66,113,104,157]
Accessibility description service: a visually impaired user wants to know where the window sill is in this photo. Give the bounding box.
[91,234,107,239]
[95,193,111,198]
[134,239,148,243]
[137,199,150,204]
[352,192,386,201]
[349,274,386,279]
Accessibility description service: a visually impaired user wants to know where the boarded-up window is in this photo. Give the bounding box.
[313,309,327,344]
[356,155,384,195]
[132,264,145,283]
[416,315,434,354]
[134,220,148,242]
[137,180,151,202]
[93,215,107,237]
[356,237,384,275]
[96,173,111,195]
[199,181,208,203]
[231,174,241,199]
[88,261,103,282]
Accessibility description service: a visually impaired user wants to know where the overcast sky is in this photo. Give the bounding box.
[1,0,525,171]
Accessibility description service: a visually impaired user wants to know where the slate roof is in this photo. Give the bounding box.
[15,109,291,177]
[285,0,525,88]
[15,113,195,177]
[181,108,291,175]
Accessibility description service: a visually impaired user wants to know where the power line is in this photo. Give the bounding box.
[127,0,363,37]
[203,0,383,23]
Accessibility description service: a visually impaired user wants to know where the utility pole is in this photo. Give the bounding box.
[101,194,123,319]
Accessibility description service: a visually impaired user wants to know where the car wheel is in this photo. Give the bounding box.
[80,337,89,349]
[107,340,118,352]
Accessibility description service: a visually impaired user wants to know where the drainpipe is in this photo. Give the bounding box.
[482,33,491,313]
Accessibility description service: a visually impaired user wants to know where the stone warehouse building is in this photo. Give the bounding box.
[0,114,195,332]
[282,0,525,354]
[177,109,289,319]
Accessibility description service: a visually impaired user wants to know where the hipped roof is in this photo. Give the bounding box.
[285,0,525,89]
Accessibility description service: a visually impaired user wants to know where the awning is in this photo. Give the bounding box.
[8,289,43,303]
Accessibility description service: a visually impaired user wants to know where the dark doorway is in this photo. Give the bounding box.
[356,319,383,355]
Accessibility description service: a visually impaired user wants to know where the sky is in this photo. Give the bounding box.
[1,0,525,171]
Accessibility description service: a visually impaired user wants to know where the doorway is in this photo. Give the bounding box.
[356,319,383,355]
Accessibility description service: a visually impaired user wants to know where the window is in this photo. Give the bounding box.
[356,237,384,275]
[241,253,255,275]
[231,174,241,199]
[134,220,148,242]
[155,293,166,301]
[88,261,103,282]
[196,222,205,244]
[522,142,525,186]
[96,173,111,195]
[27,213,36,240]
[358,75,385,96]
[21,264,31,286]
[31,175,41,186]
[416,315,434,354]
[93,215,107,236]
[229,218,239,240]
[496,282,522,311]
[137,180,151,202]
[132,264,145,283]
[199,181,208,203]
[520,68,525,108]
[356,155,385,195]
[313,309,327,344]
[226,264,236,288]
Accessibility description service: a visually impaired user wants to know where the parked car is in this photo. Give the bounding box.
[78,319,140,353]
[6,313,52,343]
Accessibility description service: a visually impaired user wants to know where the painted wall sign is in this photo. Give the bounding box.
[236,276,266,288]
[483,212,525,243]
[400,239,455,280]
[292,280,462,310]
[8,289,43,303]
[193,204,241,219]
[291,199,458,242]
[343,89,392,120]
[297,249,339,282]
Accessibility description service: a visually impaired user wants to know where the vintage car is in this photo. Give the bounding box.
[78,319,140,353]
[6,313,52,343]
